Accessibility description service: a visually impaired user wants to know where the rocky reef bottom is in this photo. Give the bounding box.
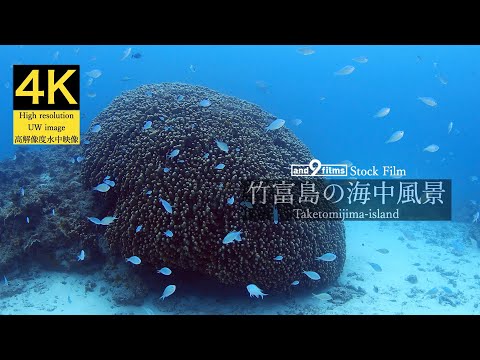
[1,148,480,312]
[1,218,480,314]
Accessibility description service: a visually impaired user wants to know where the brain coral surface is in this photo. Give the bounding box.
[82,83,346,292]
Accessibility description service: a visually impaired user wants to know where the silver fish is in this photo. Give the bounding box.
[423,144,439,153]
[374,107,391,118]
[335,65,355,76]
[385,130,404,144]
[86,69,102,79]
[297,47,315,56]
[120,47,132,61]
[265,119,285,132]
[418,97,437,107]
[352,56,368,64]
[312,292,333,301]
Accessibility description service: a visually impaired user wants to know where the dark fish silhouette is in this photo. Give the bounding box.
[368,262,382,272]
[132,53,142,59]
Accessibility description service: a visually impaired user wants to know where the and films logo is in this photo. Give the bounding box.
[291,159,348,177]
[13,65,80,145]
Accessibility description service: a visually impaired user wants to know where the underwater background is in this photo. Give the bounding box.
[0,45,479,314]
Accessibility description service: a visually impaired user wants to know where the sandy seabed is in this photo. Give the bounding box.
[1,221,478,315]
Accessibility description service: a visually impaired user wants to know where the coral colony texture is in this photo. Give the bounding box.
[81,83,346,292]
[0,148,101,271]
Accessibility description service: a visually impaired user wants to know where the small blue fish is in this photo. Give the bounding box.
[246,284,267,299]
[265,119,285,132]
[240,201,253,209]
[132,52,142,59]
[426,287,438,296]
[87,217,102,225]
[164,126,172,131]
[223,230,242,244]
[26,216,30,224]
[218,183,224,189]
[3,275,8,286]
[164,230,173,237]
[215,163,225,170]
[291,118,303,126]
[163,167,170,173]
[77,250,85,261]
[104,176,111,180]
[312,293,333,301]
[291,280,300,286]
[160,285,176,300]
[76,156,85,163]
[215,139,229,152]
[227,196,235,205]
[103,179,116,187]
[83,140,90,145]
[273,206,279,224]
[145,90,153,96]
[303,271,321,280]
[91,124,101,133]
[166,149,180,159]
[236,147,240,152]
[368,262,382,272]
[13,154,17,160]
[146,190,153,196]
[136,225,143,233]
[20,187,25,197]
[177,160,185,163]
[126,256,141,265]
[199,99,211,107]
[93,183,110,192]
[176,95,184,102]
[160,116,165,121]
[52,209,55,216]
[68,295,72,304]
[441,286,453,294]
[203,153,210,159]
[100,216,117,225]
[160,198,173,214]
[143,120,152,130]
[274,255,283,261]
[70,157,76,164]
[316,253,337,262]
[157,267,172,276]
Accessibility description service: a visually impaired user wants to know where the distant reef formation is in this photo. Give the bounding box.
[0,148,151,305]
[80,83,347,292]
[469,224,480,248]
[0,148,105,272]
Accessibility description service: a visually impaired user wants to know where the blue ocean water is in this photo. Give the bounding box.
[1,45,479,314]
[1,45,478,211]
